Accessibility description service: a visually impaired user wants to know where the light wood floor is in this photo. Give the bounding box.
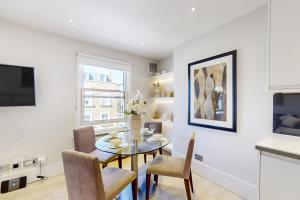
[0,155,244,200]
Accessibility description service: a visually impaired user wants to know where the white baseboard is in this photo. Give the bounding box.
[44,162,64,178]
[173,152,258,200]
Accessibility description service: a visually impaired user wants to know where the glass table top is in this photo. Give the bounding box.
[95,132,170,156]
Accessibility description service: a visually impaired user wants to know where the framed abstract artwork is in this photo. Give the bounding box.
[188,50,237,132]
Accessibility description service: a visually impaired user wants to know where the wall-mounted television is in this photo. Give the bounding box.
[273,93,300,137]
[0,64,35,106]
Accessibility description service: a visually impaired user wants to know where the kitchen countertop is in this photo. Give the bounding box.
[256,134,300,160]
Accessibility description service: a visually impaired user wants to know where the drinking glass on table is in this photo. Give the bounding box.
[149,124,156,133]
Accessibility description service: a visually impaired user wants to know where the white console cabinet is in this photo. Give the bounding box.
[256,135,300,200]
[269,0,300,90]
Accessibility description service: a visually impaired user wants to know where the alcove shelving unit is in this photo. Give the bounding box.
[148,71,174,154]
[149,71,174,125]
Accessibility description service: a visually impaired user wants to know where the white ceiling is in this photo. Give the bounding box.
[0,0,267,60]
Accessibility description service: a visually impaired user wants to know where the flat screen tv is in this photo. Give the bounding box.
[273,93,300,137]
[0,64,35,106]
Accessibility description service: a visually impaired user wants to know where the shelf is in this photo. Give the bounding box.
[150,72,174,81]
[151,119,174,126]
[151,97,174,101]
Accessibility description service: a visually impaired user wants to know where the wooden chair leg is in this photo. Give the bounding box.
[154,175,158,186]
[117,155,122,168]
[144,154,147,163]
[189,170,194,193]
[131,178,137,200]
[159,147,163,155]
[184,179,192,200]
[146,174,151,200]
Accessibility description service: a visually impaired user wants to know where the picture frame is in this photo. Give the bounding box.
[188,50,237,132]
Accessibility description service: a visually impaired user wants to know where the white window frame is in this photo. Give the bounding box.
[76,53,132,133]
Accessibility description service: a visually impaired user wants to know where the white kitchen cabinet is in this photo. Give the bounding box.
[256,135,300,200]
[269,0,300,90]
[260,152,300,200]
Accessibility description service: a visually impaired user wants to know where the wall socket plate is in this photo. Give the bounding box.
[195,153,203,162]
[12,162,21,170]
[23,158,38,168]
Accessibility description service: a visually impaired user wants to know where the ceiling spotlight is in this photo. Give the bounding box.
[140,42,145,46]
[191,7,197,12]
[68,18,75,23]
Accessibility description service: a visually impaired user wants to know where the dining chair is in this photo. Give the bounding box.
[143,122,163,163]
[73,126,122,168]
[62,150,137,200]
[145,132,195,200]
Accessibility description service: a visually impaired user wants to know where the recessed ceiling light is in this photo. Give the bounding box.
[68,18,75,23]
[191,7,197,12]
[140,42,145,46]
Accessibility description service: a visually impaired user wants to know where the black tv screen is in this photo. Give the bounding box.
[273,93,300,137]
[0,64,35,106]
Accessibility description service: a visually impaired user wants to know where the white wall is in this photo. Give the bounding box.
[0,21,152,172]
[157,55,173,73]
[173,7,271,200]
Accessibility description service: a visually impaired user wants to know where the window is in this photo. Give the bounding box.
[101,98,111,107]
[84,113,92,122]
[100,112,110,120]
[100,74,109,82]
[84,72,99,81]
[78,54,132,132]
[85,97,93,106]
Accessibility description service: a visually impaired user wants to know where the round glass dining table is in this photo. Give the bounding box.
[95,131,170,199]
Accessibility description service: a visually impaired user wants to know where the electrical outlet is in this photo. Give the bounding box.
[0,164,10,173]
[23,158,38,167]
[195,153,203,162]
[12,162,21,170]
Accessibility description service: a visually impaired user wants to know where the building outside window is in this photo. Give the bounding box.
[85,97,93,106]
[100,112,110,120]
[101,98,111,107]
[84,71,99,81]
[100,74,109,82]
[84,113,92,122]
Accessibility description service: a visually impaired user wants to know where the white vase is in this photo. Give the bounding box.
[153,84,160,98]
[130,114,141,134]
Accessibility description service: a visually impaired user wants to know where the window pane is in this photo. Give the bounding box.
[83,90,125,122]
[84,65,124,90]
[82,64,126,130]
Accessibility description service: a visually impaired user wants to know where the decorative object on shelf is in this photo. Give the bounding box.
[164,89,174,97]
[153,111,160,119]
[169,90,174,97]
[125,90,147,133]
[152,82,161,98]
[170,113,174,122]
[188,50,237,132]
[161,87,167,97]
